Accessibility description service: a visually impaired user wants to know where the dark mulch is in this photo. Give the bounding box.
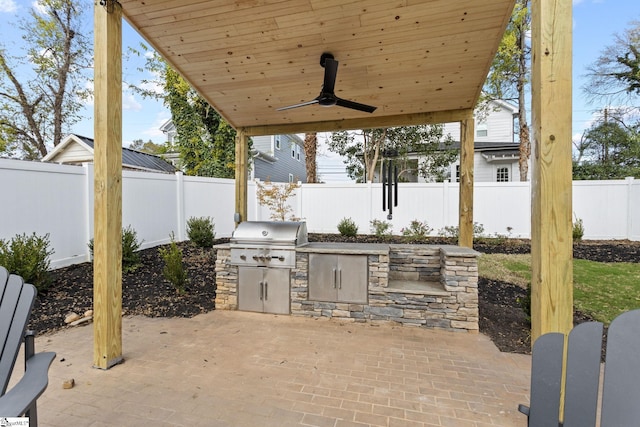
[28,234,640,356]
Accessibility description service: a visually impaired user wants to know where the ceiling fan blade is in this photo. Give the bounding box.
[322,57,338,93]
[335,97,377,113]
[276,99,319,111]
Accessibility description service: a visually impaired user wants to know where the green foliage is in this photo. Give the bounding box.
[401,220,432,238]
[337,217,358,237]
[129,47,250,177]
[187,216,216,248]
[159,233,188,294]
[573,118,640,179]
[438,223,485,239]
[370,219,393,237]
[573,217,585,241]
[0,0,91,159]
[0,232,53,292]
[327,126,456,183]
[129,139,168,155]
[88,225,143,274]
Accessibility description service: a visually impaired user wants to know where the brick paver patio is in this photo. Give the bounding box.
[23,311,531,426]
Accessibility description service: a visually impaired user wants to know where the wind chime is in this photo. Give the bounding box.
[381,149,398,220]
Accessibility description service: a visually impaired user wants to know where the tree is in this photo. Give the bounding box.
[129,139,167,154]
[584,21,640,105]
[573,111,640,179]
[0,0,90,159]
[132,48,246,178]
[327,125,456,183]
[482,0,530,181]
[303,133,318,183]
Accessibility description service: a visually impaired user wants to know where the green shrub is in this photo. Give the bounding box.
[573,216,584,241]
[517,284,532,323]
[88,225,143,273]
[370,219,392,237]
[401,220,432,238]
[337,217,358,237]
[187,216,216,248]
[159,233,188,294]
[438,222,486,239]
[0,232,53,292]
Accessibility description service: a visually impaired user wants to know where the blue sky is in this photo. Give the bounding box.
[1,0,639,177]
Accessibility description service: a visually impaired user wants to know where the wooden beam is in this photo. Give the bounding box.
[235,129,248,225]
[530,0,573,342]
[242,109,474,136]
[93,0,123,370]
[458,116,474,248]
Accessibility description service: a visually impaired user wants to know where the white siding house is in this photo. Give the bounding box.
[440,100,525,183]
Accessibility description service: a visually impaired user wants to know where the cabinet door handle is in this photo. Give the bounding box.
[339,269,342,289]
[264,281,268,300]
[333,268,337,288]
[259,281,264,300]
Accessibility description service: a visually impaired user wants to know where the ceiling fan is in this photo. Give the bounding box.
[277,53,377,113]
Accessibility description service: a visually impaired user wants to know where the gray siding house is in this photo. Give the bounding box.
[160,120,306,182]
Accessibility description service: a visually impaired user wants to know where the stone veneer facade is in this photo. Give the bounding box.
[214,244,479,332]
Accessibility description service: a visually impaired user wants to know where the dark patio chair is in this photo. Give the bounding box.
[0,266,56,426]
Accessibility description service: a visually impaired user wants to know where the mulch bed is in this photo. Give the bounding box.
[29,235,640,356]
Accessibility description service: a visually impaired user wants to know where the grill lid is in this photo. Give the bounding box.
[230,221,308,247]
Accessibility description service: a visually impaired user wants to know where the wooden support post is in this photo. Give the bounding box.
[235,129,248,225]
[93,0,123,369]
[530,0,573,343]
[458,116,475,248]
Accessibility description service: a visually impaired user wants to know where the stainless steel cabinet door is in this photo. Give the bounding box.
[263,268,291,315]
[238,267,265,313]
[308,253,338,302]
[337,255,368,304]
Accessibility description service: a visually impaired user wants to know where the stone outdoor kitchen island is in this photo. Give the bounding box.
[214,242,480,332]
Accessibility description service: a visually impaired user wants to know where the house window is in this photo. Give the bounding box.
[476,122,488,138]
[296,145,301,161]
[275,135,281,150]
[455,165,460,182]
[291,143,296,159]
[288,173,294,183]
[496,167,509,182]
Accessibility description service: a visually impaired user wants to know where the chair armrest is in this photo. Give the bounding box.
[0,351,56,417]
[518,403,530,416]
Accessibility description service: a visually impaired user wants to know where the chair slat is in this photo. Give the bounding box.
[528,332,565,427]
[0,275,35,396]
[600,309,640,426]
[563,321,604,427]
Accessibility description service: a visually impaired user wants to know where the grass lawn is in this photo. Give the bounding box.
[479,254,640,324]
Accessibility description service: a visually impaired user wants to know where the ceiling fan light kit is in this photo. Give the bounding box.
[277,53,377,114]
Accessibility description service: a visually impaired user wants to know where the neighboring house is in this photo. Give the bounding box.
[160,119,306,182]
[440,99,523,183]
[42,134,176,173]
[251,134,307,183]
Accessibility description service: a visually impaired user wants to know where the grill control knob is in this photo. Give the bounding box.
[278,256,285,261]
[240,254,246,260]
[252,255,259,261]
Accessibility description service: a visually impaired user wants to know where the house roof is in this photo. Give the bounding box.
[119,0,516,135]
[42,134,176,173]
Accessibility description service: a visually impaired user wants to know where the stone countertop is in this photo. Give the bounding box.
[296,242,389,255]
[213,241,479,257]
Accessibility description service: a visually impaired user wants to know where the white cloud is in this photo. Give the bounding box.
[142,111,171,139]
[0,0,17,13]
[31,0,46,15]
[122,92,142,111]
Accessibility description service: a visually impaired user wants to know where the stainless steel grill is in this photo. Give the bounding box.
[229,221,308,269]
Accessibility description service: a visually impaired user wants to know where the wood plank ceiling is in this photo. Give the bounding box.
[120,0,515,135]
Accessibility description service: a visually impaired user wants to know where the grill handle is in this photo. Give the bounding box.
[264,281,268,300]
[339,270,342,289]
[333,268,337,288]
[259,281,264,300]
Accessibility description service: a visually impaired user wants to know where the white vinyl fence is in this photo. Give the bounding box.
[1,158,638,268]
